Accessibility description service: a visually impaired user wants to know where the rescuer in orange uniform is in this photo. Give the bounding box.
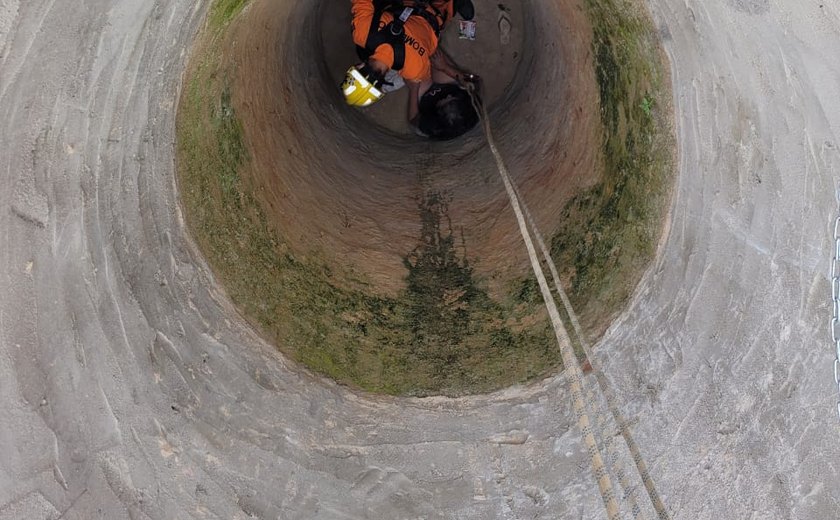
[341,0,475,108]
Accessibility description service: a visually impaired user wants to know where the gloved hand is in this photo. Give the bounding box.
[381,69,405,93]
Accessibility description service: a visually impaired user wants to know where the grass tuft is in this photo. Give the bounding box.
[209,0,249,30]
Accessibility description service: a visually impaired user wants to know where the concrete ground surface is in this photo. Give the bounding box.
[1,1,839,519]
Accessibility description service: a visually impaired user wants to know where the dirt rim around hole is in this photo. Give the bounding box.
[175,0,676,396]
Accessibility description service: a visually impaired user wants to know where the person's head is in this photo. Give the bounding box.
[418,85,480,141]
[437,95,465,127]
[341,60,389,107]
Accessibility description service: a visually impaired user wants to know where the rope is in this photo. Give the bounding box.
[585,369,646,520]
[510,180,671,520]
[514,177,656,520]
[466,83,670,519]
[466,85,621,520]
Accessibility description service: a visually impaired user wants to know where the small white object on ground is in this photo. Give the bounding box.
[459,20,476,40]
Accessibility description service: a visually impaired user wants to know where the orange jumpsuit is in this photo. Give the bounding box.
[351,0,454,82]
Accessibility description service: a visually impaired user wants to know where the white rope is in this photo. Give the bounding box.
[509,181,671,520]
[468,83,670,519]
[470,91,621,520]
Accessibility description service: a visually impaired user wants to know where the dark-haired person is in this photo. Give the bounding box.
[408,48,481,140]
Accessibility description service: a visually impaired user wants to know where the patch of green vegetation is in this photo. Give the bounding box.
[209,0,249,30]
[548,0,674,335]
[210,87,244,196]
[640,95,654,118]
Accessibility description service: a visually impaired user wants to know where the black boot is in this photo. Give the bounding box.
[454,0,475,21]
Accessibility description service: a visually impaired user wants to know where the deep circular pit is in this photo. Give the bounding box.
[177,0,675,395]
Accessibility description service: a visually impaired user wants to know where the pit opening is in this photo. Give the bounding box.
[177,0,674,395]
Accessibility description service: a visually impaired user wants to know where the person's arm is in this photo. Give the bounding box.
[430,47,469,81]
[351,0,375,47]
[430,47,480,90]
[407,80,421,126]
[407,79,435,136]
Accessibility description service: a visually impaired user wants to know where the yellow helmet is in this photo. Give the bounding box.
[341,66,384,107]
